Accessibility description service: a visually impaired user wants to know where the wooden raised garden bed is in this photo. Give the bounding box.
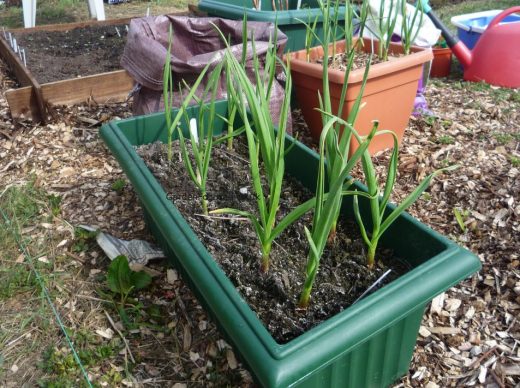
[0,17,138,122]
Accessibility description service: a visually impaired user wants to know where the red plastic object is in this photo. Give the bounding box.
[453,7,520,87]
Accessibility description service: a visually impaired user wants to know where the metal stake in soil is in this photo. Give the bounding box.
[353,269,392,304]
[21,48,26,66]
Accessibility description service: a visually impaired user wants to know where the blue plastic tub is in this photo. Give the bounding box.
[451,9,520,49]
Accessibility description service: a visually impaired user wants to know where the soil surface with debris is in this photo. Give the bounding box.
[317,49,400,72]
[14,24,128,83]
[138,139,407,343]
[0,52,519,387]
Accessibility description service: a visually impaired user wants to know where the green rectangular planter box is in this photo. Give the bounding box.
[100,101,481,388]
[197,0,348,53]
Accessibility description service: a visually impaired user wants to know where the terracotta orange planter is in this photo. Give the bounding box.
[288,38,433,156]
[430,47,452,78]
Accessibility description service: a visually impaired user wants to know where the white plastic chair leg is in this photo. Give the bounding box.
[22,0,36,28]
[88,0,105,21]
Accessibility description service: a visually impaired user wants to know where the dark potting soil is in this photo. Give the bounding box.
[137,139,410,344]
[15,24,128,83]
[292,108,319,150]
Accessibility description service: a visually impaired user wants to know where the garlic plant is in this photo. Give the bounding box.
[163,26,224,214]
[299,117,377,308]
[353,135,458,268]
[210,25,316,273]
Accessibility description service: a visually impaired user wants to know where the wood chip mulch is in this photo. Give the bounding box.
[0,54,518,387]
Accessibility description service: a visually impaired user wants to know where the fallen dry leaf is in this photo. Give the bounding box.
[227,349,238,370]
[95,328,114,340]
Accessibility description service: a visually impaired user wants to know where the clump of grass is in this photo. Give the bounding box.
[0,182,77,382]
[1,181,44,223]
[437,135,455,144]
[493,132,514,145]
[0,264,38,298]
[509,155,520,167]
[39,329,120,387]
[0,180,61,265]
[111,178,126,192]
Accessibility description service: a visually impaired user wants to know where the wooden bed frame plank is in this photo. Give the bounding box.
[6,70,134,119]
[0,17,138,121]
[0,34,32,86]
[8,17,134,34]
[0,34,47,121]
[1,13,191,121]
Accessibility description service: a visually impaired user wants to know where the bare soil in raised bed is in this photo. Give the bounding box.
[137,138,409,344]
[14,24,128,83]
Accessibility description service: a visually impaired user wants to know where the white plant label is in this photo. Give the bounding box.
[189,118,199,145]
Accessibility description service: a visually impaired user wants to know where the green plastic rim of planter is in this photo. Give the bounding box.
[100,101,481,388]
[197,0,348,53]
